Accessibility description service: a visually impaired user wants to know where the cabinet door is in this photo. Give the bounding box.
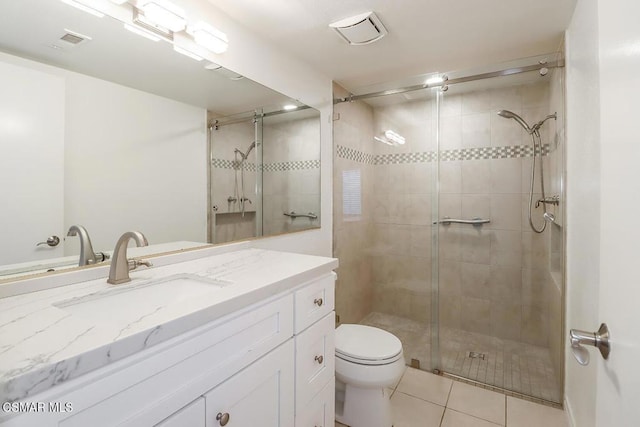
[205,340,295,427]
[295,378,334,427]
[155,398,205,427]
[295,313,335,413]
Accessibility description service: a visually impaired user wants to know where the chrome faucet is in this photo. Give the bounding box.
[67,225,109,266]
[107,231,152,285]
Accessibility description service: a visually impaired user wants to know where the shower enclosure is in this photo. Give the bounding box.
[333,54,565,405]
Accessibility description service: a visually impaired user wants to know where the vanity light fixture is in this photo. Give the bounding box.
[60,0,105,18]
[188,22,228,54]
[124,23,161,41]
[132,7,173,41]
[173,45,203,61]
[283,104,298,111]
[374,130,405,146]
[139,0,187,32]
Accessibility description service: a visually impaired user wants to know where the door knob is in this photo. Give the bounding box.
[570,323,610,366]
[36,236,60,247]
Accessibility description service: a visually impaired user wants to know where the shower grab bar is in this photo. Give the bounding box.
[433,216,491,226]
[284,211,318,220]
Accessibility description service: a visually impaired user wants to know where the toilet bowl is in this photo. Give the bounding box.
[334,324,405,427]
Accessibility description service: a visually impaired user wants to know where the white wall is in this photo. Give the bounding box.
[0,51,208,258]
[64,72,207,254]
[564,0,600,425]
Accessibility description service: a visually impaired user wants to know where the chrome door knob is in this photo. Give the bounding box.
[36,236,60,247]
[216,412,230,426]
[570,323,610,365]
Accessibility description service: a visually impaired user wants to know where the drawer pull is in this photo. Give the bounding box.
[315,354,324,364]
[216,412,230,426]
[314,298,324,307]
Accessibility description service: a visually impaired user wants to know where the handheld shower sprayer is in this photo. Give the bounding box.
[497,110,557,233]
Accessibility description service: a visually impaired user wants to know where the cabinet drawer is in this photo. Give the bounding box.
[155,397,205,427]
[204,340,294,427]
[295,312,335,413]
[294,273,335,333]
[295,377,335,427]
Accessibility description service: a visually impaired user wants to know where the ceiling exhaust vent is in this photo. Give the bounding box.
[329,11,387,45]
[58,29,92,47]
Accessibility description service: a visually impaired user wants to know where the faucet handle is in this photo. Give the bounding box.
[128,258,153,271]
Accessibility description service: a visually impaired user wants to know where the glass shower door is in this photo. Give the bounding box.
[432,68,564,404]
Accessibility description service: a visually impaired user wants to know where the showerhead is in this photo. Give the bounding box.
[497,110,532,133]
[235,141,257,161]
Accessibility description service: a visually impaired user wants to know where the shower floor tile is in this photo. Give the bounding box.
[359,312,560,403]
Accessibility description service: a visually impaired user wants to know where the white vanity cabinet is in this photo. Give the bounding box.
[1,271,336,427]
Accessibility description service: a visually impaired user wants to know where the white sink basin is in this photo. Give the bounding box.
[54,274,232,324]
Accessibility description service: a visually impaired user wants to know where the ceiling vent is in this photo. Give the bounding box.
[329,11,388,45]
[59,29,92,46]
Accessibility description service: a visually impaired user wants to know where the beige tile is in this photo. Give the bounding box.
[440,160,462,193]
[506,396,568,427]
[490,158,522,194]
[441,115,463,150]
[462,160,491,194]
[440,294,461,329]
[460,228,491,264]
[521,305,548,347]
[491,194,522,231]
[462,194,491,222]
[447,381,506,425]
[489,266,522,303]
[390,392,445,427]
[460,296,491,334]
[441,94,462,117]
[462,113,491,148]
[460,262,491,299]
[462,90,492,114]
[490,230,522,268]
[442,409,503,427]
[396,367,453,406]
[490,302,521,341]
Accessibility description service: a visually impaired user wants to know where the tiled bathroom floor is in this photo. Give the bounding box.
[336,367,568,427]
[360,312,560,403]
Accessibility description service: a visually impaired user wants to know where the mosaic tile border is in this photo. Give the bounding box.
[211,158,319,171]
[337,144,551,165]
[336,145,375,164]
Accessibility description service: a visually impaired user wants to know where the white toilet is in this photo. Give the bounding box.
[334,324,405,427]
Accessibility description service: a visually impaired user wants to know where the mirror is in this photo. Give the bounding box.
[0,0,320,281]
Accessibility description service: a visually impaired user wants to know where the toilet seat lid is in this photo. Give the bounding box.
[335,324,402,364]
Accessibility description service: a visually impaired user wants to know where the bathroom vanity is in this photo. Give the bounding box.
[0,247,337,427]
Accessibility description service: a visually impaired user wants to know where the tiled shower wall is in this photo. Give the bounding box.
[334,80,562,351]
[333,83,375,324]
[210,113,321,243]
[262,116,321,236]
[210,119,257,244]
[436,82,559,349]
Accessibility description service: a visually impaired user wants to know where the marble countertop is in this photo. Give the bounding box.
[0,248,337,402]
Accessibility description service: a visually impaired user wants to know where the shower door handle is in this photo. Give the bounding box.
[569,323,610,365]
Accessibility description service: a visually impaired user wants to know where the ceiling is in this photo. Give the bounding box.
[207,0,577,91]
[0,0,292,116]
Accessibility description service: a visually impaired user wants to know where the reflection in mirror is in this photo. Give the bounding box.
[209,106,321,244]
[0,0,320,282]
